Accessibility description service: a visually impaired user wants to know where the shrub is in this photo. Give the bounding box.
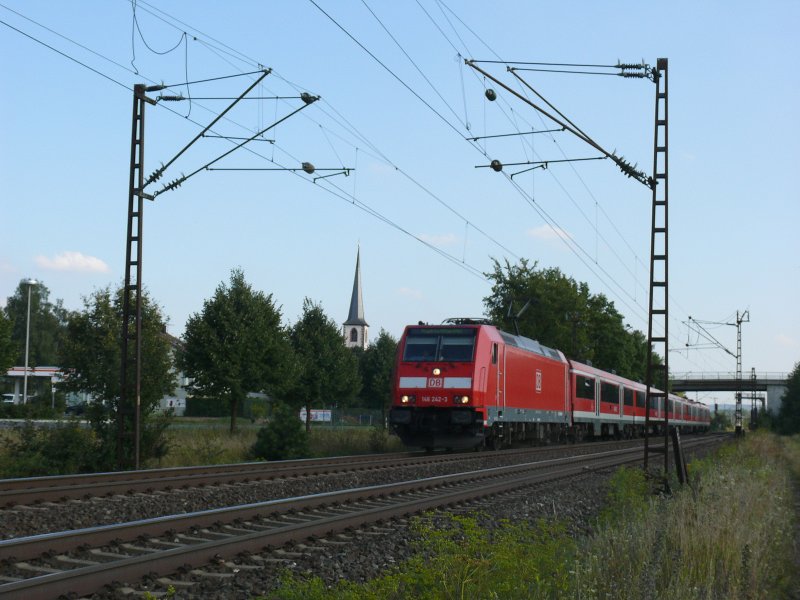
[250,402,309,460]
[0,421,101,477]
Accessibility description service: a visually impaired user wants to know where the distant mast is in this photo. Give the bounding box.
[343,247,368,350]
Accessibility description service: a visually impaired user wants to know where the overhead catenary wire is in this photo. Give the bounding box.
[0,8,492,285]
[6,1,703,364]
[126,0,524,264]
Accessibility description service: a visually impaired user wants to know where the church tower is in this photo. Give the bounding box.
[343,248,368,350]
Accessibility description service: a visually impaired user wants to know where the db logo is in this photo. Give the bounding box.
[427,377,444,388]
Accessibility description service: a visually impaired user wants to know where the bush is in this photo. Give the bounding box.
[0,421,101,477]
[251,402,309,460]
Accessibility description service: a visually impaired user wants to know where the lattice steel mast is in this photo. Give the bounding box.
[643,59,669,473]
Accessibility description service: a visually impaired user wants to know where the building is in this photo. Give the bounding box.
[343,248,369,350]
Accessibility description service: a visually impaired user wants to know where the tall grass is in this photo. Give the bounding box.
[156,422,404,467]
[266,432,799,599]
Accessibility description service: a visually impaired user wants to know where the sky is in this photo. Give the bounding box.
[1,1,798,408]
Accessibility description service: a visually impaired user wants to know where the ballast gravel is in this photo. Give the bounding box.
[0,443,717,599]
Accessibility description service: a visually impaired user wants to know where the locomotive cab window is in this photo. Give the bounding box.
[576,375,595,400]
[402,328,476,362]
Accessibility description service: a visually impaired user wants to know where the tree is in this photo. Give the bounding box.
[484,258,657,381]
[290,298,360,431]
[60,286,175,469]
[358,329,398,426]
[4,280,70,367]
[0,312,14,374]
[250,401,309,460]
[775,362,800,435]
[181,269,291,433]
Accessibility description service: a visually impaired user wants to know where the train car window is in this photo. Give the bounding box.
[576,375,595,400]
[636,391,646,408]
[601,382,619,405]
[624,388,634,407]
[402,328,476,362]
[492,343,498,365]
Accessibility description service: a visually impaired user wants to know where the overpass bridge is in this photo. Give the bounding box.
[670,372,789,413]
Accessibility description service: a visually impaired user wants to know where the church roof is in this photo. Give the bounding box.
[344,248,368,326]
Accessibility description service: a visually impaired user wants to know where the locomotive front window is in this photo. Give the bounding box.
[402,328,476,362]
[440,334,475,361]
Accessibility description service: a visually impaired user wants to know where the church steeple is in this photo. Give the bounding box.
[343,247,368,349]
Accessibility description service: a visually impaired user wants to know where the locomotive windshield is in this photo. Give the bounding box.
[402,327,476,362]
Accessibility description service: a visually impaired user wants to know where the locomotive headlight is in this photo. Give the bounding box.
[401,395,410,404]
[401,395,416,404]
[455,395,470,404]
[432,368,441,376]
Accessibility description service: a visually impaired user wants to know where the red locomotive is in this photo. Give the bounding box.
[389,319,710,450]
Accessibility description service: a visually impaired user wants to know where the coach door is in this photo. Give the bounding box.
[595,380,601,418]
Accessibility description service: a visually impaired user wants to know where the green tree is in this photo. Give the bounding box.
[4,280,70,367]
[250,400,309,460]
[0,312,14,373]
[484,258,657,380]
[358,329,398,426]
[60,286,175,469]
[775,362,800,435]
[290,298,360,431]
[181,269,291,433]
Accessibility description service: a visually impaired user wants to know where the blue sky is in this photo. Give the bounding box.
[1,1,798,408]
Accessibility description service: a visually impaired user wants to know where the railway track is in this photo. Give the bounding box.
[0,435,724,599]
[0,437,689,508]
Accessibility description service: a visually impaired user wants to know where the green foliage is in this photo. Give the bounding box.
[0,421,101,477]
[269,514,577,600]
[251,401,309,460]
[3,279,70,367]
[266,434,799,600]
[598,466,650,525]
[367,426,390,452]
[484,258,659,380]
[358,329,397,423]
[290,298,360,429]
[710,409,733,431]
[0,311,14,373]
[775,361,800,434]
[59,286,175,469]
[181,269,292,433]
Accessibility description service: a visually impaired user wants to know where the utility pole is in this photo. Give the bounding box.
[732,310,750,436]
[120,83,161,470]
[118,71,323,470]
[643,59,669,475]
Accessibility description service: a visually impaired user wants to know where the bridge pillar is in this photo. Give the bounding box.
[766,384,788,415]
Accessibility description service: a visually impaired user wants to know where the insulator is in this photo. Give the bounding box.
[490,159,503,172]
[302,162,315,174]
[159,95,185,102]
[485,88,497,101]
[147,164,166,184]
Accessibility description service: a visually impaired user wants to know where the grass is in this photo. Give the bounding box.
[154,419,405,467]
[264,432,800,600]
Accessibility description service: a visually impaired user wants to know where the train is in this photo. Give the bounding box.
[388,319,711,450]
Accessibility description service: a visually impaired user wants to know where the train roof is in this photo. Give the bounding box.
[496,330,563,361]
